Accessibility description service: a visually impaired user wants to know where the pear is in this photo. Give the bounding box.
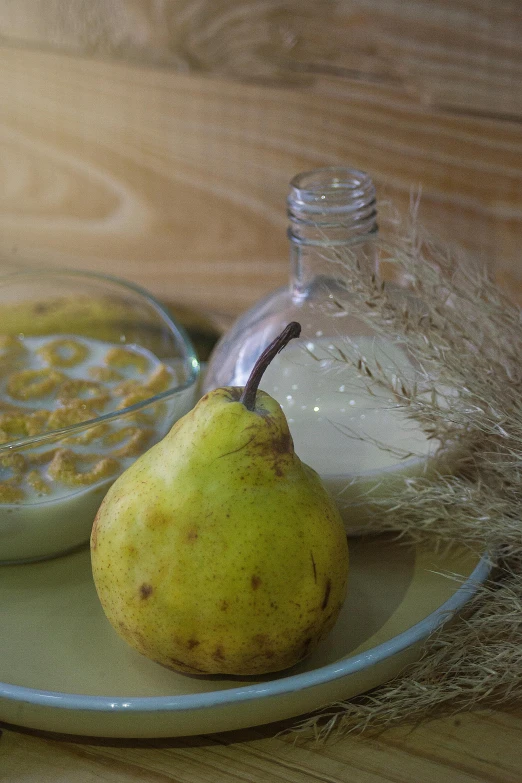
[91,322,349,676]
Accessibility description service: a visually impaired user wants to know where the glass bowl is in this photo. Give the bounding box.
[0,270,200,564]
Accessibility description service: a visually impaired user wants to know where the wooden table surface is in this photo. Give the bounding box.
[0,708,521,783]
[1,1,522,780]
[3,709,522,782]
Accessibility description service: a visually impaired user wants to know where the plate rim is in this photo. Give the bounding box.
[0,552,491,714]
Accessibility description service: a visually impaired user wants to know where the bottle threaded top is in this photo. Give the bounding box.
[287,167,377,245]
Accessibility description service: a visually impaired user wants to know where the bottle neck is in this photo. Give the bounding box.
[287,167,378,301]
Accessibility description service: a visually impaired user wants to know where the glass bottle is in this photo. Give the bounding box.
[204,167,438,534]
[204,166,379,390]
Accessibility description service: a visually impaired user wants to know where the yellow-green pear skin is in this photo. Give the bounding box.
[91,387,349,676]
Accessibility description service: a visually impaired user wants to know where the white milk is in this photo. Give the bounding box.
[261,337,440,534]
[0,335,195,562]
[0,481,114,563]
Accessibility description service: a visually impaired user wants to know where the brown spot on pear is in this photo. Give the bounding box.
[139,583,153,599]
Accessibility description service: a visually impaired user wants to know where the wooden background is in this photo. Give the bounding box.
[2,2,522,781]
[0,0,521,318]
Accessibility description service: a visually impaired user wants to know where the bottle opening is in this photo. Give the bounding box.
[288,166,378,243]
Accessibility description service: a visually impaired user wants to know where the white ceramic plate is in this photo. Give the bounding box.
[0,537,489,738]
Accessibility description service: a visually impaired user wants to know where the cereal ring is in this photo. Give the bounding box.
[145,364,172,394]
[57,379,109,411]
[0,410,50,439]
[28,448,59,467]
[47,402,98,430]
[0,335,26,362]
[105,346,149,375]
[63,422,110,446]
[0,404,36,442]
[0,452,26,483]
[47,449,119,487]
[0,413,29,438]
[112,379,143,398]
[26,410,51,436]
[27,470,50,496]
[115,389,166,424]
[38,337,89,367]
[88,366,123,383]
[112,366,173,398]
[7,368,65,400]
[103,426,152,458]
[0,483,24,503]
[117,389,152,409]
[0,452,27,500]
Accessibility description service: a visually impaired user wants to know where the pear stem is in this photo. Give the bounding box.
[240,322,302,411]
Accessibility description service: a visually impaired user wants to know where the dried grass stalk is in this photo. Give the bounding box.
[294,210,522,740]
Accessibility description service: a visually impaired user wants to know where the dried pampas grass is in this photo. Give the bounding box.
[294,209,522,740]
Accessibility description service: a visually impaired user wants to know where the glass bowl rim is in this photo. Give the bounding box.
[0,268,200,451]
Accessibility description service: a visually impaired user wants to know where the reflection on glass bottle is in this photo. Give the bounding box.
[204,167,439,535]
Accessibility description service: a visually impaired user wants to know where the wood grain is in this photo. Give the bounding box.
[0,45,521,317]
[0,0,521,118]
[3,709,522,782]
